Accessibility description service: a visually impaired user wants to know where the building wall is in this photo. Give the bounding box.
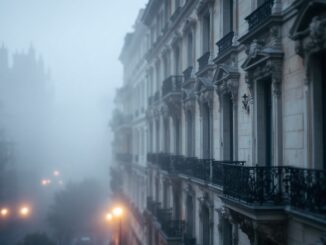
[112,0,326,244]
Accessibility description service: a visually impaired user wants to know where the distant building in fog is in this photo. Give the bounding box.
[111,0,326,244]
[0,44,52,200]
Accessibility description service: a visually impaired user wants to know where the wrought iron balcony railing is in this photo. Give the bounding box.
[146,196,185,238]
[161,220,185,238]
[245,0,274,31]
[115,153,132,163]
[162,75,183,97]
[216,31,235,56]
[197,51,210,71]
[212,160,245,186]
[184,236,196,245]
[147,152,326,216]
[223,165,326,214]
[183,66,193,82]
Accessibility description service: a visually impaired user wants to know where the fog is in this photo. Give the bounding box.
[0,0,146,242]
[0,0,146,180]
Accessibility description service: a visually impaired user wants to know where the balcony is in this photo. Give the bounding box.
[147,152,326,217]
[183,66,193,82]
[245,0,274,31]
[146,197,185,240]
[197,52,210,71]
[223,165,326,214]
[216,31,234,56]
[115,153,132,163]
[162,76,183,97]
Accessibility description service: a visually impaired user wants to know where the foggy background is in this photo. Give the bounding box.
[0,0,147,183]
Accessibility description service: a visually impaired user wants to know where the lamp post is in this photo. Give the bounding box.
[112,207,123,245]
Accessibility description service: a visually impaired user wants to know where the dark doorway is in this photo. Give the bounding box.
[264,79,273,167]
[187,111,194,157]
[223,93,233,160]
[203,103,212,158]
[186,195,194,236]
[202,205,210,245]
[321,53,326,169]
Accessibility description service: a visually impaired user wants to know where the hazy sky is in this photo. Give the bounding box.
[0,0,147,182]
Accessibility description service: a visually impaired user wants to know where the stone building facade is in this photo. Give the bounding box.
[110,0,326,244]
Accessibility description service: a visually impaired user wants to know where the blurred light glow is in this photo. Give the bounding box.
[106,212,113,221]
[19,206,30,217]
[112,207,123,217]
[1,208,9,217]
[53,170,60,176]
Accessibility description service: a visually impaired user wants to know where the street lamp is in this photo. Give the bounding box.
[0,208,9,218]
[105,212,113,222]
[112,207,123,245]
[19,206,30,218]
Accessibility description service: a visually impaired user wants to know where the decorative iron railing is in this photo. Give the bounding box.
[184,236,196,245]
[216,31,234,56]
[115,153,132,163]
[161,220,185,238]
[245,0,274,31]
[162,75,183,97]
[147,152,326,216]
[183,66,193,82]
[223,165,326,214]
[212,160,245,186]
[197,52,210,71]
[146,196,185,238]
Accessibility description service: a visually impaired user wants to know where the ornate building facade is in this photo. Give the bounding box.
[110,0,326,244]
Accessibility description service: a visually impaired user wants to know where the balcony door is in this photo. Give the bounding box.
[311,51,326,169]
[222,93,234,161]
[186,194,194,237]
[202,102,212,159]
[187,111,194,157]
[202,205,211,245]
[256,78,273,166]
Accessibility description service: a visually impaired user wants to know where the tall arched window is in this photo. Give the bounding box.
[202,102,212,159]
[202,205,210,245]
[186,111,194,157]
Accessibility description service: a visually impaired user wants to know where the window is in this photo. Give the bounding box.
[187,32,193,67]
[187,111,194,156]
[222,0,233,35]
[202,205,210,245]
[222,93,234,160]
[256,78,273,166]
[202,103,212,158]
[174,46,181,75]
[203,12,210,53]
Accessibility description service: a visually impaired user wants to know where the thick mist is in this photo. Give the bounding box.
[0,0,147,181]
[0,0,147,242]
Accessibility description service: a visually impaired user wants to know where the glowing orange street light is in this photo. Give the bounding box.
[105,212,113,222]
[112,207,123,217]
[19,206,30,218]
[0,208,9,217]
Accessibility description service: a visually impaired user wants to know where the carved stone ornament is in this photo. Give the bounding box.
[290,0,326,83]
[214,64,240,103]
[196,76,215,109]
[182,17,197,34]
[196,0,215,15]
[242,35,283,98]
